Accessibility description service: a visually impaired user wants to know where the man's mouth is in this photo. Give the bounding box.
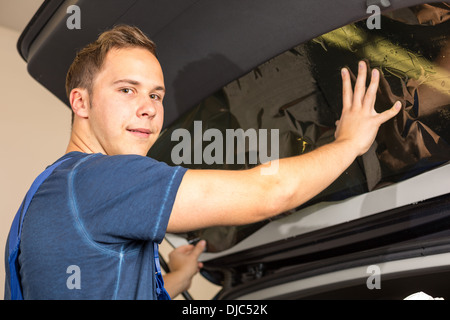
[127,128,151,138]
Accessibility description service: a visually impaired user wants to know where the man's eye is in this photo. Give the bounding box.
[150,94,161,100]
[120,88,133,94]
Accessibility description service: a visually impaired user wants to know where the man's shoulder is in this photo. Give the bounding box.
[59,152,155,168]
[61,152,183,178]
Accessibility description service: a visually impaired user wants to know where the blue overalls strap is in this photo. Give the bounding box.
[7,158,71,300]
[153,242,171,300]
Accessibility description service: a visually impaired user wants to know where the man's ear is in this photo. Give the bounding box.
[70,88,90,119]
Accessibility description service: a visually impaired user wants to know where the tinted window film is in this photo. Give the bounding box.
[149,3,450,252]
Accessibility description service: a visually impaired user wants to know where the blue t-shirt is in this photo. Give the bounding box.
[4,152,187,300]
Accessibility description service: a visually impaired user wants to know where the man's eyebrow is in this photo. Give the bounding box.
[113,79,165,92]
[113,79,140,85]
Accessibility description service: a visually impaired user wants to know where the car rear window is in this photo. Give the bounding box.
[149,3,450,252]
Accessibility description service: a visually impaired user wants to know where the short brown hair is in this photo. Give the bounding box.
[65,24,157,100]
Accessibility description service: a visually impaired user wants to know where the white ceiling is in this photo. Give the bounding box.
[0,0,44,32]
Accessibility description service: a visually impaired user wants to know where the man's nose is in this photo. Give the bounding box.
[137,97,157,118]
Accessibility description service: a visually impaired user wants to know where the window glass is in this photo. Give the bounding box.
[149,3,450,252]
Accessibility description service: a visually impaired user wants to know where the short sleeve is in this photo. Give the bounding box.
[70,154,187,244]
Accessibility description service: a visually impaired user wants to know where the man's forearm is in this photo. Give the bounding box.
[169,138,359,232]
[163,271,192,299]
[260,138,359,215]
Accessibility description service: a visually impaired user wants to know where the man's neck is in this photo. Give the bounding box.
[65,130,98,155]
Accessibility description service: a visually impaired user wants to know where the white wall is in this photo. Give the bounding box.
[0,25,220,300]
[0,25,71,299]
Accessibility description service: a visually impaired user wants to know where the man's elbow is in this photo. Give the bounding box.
[256,172,296,221]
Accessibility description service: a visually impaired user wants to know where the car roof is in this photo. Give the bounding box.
[18,0,428,128]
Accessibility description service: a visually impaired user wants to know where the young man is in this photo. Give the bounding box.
[5,25,401,300]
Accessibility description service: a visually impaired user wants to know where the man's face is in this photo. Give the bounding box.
[86,47,165,156]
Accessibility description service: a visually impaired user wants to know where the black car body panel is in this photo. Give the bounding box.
[19,0,431,128]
